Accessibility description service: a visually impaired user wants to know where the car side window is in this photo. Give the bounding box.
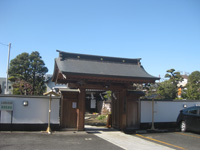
[198,109,200,116]
[188,109,198,115]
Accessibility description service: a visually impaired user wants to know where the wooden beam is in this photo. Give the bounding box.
[68,82,133,91]
[59,73,156,84]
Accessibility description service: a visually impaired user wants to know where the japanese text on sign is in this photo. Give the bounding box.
[1,101,13,111]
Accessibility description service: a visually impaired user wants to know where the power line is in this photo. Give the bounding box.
[0,42,9,46]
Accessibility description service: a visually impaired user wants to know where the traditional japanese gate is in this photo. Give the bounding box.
[52,51,159,131]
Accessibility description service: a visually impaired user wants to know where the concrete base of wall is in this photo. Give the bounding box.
[140,122,178,130]
[123,122,179,134]
[0,124,60,131]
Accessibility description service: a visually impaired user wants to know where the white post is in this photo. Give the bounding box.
[151,98,155,130]
[6,43,11,94]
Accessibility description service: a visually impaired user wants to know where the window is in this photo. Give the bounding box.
[188,109,198,115]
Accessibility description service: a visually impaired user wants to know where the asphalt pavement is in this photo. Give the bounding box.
[0,126,173,150]
[134,131,200,150]
[0,131,122,150]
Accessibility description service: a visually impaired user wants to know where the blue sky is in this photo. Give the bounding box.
[0,0,200,81]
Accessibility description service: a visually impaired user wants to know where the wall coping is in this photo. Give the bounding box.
[0,95,60,99]
[140,99,200,102]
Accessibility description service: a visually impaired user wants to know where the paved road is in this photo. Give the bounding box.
[2,126,198,150]
[0,131,123,150]
[0,126,172,150]
[86,125,172,150]
[134,131,200,150]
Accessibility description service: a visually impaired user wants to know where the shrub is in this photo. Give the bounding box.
[96,115,107,120]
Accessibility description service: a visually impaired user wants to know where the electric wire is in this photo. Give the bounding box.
[0,42,9,46]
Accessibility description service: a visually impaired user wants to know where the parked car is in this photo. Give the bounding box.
[177,106,200,132]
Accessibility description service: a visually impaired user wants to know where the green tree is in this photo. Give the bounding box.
[186,71,200,100]
[29,51,48,95]
[157,80,177,99]
[144,83,161,99]
[165,68,183,86]
[8,52,30,81]
[160,69,183,99]
[9,51,48,95]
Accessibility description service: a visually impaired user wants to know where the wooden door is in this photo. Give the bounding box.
[127,100,139,128]
[61,92,78,128]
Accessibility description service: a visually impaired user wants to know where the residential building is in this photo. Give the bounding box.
[0,77,13,94]
[177,75,189,98]
[44,74,67,92]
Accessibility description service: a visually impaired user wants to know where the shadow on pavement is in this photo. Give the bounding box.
[85,125,119,134]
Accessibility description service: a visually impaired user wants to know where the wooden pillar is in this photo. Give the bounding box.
[119,89,127,130]
[77,88,85,131]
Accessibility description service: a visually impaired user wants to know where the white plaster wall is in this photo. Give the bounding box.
[141,100,200,123]
[0,96,60,124]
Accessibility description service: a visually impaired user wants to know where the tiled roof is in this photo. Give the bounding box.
[52,50,159,83]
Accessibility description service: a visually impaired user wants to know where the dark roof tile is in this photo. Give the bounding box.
[54,51,159,81]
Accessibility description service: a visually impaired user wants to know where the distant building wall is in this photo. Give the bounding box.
[0,78,13,94]
[45,80,56,92]
[44,74,68,92]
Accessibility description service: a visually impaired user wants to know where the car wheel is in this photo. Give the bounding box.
[180,121,187,132]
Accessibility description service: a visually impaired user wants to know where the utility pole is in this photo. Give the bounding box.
[6,43,11,94]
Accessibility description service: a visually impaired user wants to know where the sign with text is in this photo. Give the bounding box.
[72,102,77,109]
[1,101,13,111]
[90,100,96,109]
